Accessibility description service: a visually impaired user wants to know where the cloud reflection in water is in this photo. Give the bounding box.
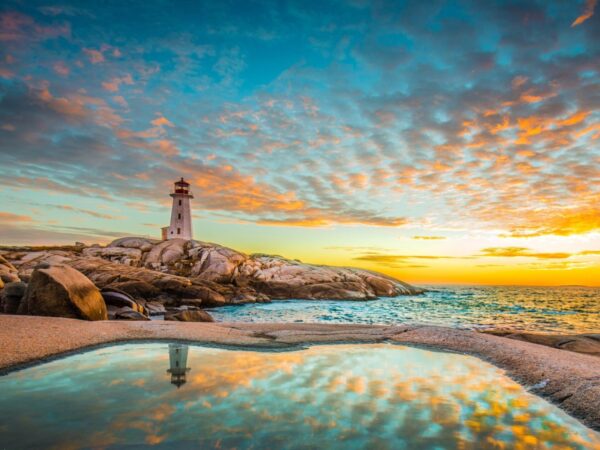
[0,343,598,449]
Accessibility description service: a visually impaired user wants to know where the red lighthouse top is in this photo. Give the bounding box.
[172,177,192,196]
[175,177,189,187]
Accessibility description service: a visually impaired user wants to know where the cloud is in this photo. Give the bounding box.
[572,0,596,26]
[0,224,125,245]
[53,61,70,76]
[0,211,33,222]
[505,204,600,238]
[151,116,175,127]
[102,74,133,92]
[353,252,466,264]
[83,48,105,64]
[412,235,446,240]
[0,0,598,243]
[0,11,70,42]
[479,247,571,259]
[44,204,122,220]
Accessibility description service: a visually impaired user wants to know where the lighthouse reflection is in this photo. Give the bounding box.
[167,344,190,388]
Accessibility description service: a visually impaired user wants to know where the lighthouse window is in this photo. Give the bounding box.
[177,228,181,234]
[178,213,181,219]
[178,200,182,206]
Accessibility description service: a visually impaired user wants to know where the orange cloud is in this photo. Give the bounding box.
[558,111,589,127]
[53,61,69,76]
[480,247,571,259]
[0,211,33,222]
[151,116,174,127]
[504,201,600,238]
[511,76,528,89]
[83,48,105,64]
[102,74,133,92]
[412,235,446,240]
[572,0,597,26]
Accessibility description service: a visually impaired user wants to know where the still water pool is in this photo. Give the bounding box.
[0,343,598,449]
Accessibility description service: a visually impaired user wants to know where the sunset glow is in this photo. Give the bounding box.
[0,0,598,286]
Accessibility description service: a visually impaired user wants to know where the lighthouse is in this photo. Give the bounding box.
[166,343,190,388]
[162,177,194,240]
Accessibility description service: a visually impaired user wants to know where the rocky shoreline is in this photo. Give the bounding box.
[0,316,598,432]
[1,237,424,322]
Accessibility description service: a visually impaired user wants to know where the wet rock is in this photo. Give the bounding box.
[145,301,166,315]
[115,306,150,321]
[230,290,271,304]
[180,298,204,307]
[101,289,147,316]
[2,282,27,314]
[165,309,214,322]
[21,265,107,321]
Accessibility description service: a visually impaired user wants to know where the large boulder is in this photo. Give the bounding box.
[108,237,158,252]
[145,239,187,269]
[188,242,247,282]
[21,265,107,320]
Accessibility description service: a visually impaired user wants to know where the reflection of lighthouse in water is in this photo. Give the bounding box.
[167,344,190,388]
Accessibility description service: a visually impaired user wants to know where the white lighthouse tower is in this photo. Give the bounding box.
[162,177,194,240]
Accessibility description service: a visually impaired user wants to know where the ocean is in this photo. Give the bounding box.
[208,285,600,334]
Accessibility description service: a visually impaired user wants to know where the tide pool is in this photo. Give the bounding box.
[0,343,598,449]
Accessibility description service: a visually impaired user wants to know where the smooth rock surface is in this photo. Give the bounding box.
[483,330,600,357]
[21,265,107,321]
[165,310,214,322]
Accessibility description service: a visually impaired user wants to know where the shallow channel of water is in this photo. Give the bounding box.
[0,343,598,449]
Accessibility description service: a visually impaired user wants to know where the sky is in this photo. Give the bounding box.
[0,0,599,286]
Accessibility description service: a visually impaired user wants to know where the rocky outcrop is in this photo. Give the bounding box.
[1,237,423,310]
[20,265,107,321]
[84,237,424,300]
